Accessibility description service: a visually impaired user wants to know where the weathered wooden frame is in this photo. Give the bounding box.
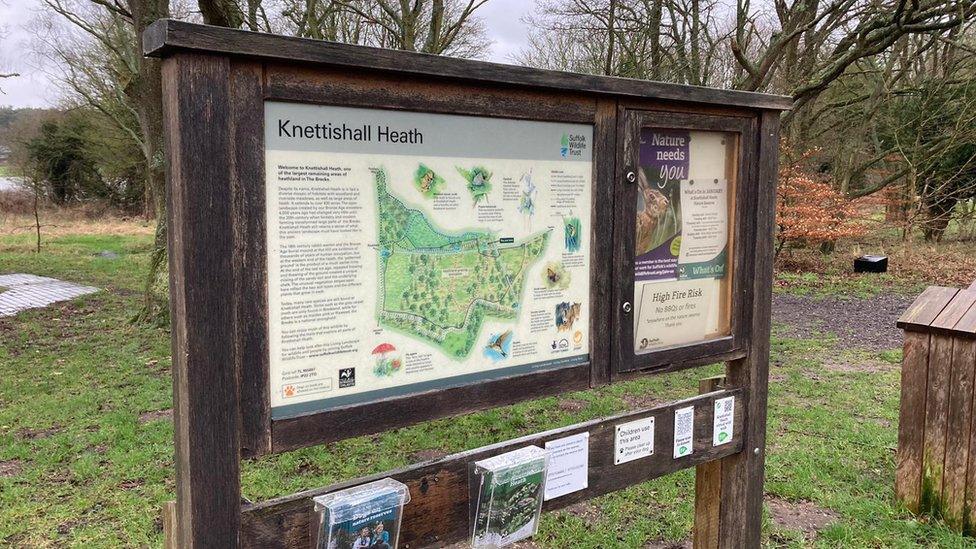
[148,18,786,549]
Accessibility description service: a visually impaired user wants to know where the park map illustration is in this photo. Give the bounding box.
[374,166,550,360]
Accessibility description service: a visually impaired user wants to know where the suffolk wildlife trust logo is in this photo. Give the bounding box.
[560,133,588,158]
[338,367,356,388]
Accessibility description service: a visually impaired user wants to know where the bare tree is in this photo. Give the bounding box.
[519,0,976,238]
[517,0,727,85]
[0,19,20,87]
[279,0,492,57]
[40,0,171,323]
[732,0,975,121]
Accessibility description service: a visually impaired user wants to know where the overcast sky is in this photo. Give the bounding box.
[0,0,535,109]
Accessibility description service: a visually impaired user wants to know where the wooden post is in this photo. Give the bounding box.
[694,375,726,549]
[896,331,932,513]
[922,333,953,515]
[162,501,177,549]
[930,290,976,523]
[944,335,976,528]
[895,286,958,512]
[163,52,242,548]
[715,110,778,548]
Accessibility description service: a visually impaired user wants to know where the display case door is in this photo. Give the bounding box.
[611,110,757,375]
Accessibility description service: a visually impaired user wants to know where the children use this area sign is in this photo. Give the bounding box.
[633,128,731,352]
[264,102,593,419]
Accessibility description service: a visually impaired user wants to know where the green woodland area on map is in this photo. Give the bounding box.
[374,167,549,359]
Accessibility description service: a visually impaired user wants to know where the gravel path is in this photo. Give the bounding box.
[771,292,915,351]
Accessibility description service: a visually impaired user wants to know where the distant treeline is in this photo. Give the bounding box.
[1,106,148,213]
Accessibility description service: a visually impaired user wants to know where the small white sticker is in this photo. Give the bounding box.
[614,416,655,465]
[673,406,694,458]
[544,432,589,501]
[713,396,735,446]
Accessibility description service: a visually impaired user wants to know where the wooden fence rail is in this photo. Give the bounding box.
[896,283,976,533]
[239,389,744,548]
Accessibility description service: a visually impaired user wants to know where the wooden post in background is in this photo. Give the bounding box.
[694,375,726,549]
[162,51,242,548]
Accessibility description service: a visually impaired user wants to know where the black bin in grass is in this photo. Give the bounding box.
[854,255,888,273]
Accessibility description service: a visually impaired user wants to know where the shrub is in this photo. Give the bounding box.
[776,150,869,255]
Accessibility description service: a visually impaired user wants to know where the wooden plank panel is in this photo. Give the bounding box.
[931,291,976,332]
[964,342,976,531]
[921,334,954,516]
[613,349,748,383]
[271,365,591,453]
[897,286,959,332]
[616,98,757,118]
[895,331,931,512]
[589,98,617,386]
[242,389,745,548]
[951,295,976,337]
[265,65,596,123]
[162,501,177,549]
[162,52,241,547]
[143,20,793,111]
[944,338,976,528]
[609,106,637,378]
[939,292,976,527]
[716,109,775,549]
[229,60,272,459]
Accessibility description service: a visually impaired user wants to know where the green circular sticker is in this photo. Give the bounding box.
[669,236,681,257]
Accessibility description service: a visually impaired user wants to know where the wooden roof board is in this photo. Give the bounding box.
[897,286,959,331]
[931,290,976,332]
[143,19,793,112]
[952,294,976,336]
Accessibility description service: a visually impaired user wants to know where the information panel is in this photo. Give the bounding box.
[265,102,593,418]
[633,129,734,352]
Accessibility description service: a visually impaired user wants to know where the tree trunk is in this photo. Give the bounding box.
[33,185,41,254]
[128,0,170,325]
[649,0,663,80]
[604,0,616,76]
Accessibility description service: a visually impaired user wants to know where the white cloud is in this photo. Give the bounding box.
[0,0,537,108]
[0,0,58,108]
[478,0,534,64]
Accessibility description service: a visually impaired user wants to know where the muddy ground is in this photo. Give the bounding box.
[771,292,914,351]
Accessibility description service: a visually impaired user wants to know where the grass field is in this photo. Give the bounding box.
[1,217,975,547]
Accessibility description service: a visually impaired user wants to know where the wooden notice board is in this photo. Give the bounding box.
[146,18,789,549]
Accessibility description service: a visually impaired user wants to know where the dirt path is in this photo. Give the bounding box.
[771,292,914,351]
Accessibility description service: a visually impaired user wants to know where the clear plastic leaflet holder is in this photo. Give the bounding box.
[470,445,549,548]
[313,478,411,549]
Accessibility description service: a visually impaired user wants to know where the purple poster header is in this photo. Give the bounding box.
[640,130,690,184]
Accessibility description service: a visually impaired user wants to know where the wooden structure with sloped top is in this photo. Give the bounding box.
[896,281,976,533]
